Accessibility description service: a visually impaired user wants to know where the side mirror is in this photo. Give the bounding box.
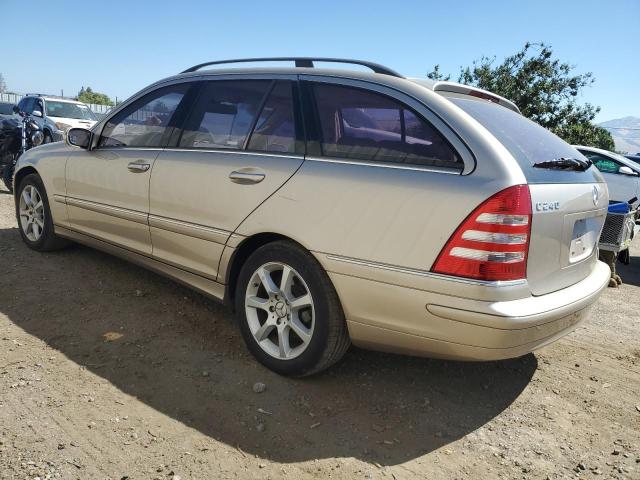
[619,166,638,176]
[12,105,20,114]
[67,128,92,149]
[32,110,43,118]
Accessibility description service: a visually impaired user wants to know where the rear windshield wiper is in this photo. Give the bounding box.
[533,157,592,171]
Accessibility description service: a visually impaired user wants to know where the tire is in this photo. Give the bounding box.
[15,173,70,251]
[43,131,53,144]
[235,240,350,376]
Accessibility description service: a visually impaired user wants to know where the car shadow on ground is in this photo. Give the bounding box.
[0,225,536,466]
[618,253,640,287]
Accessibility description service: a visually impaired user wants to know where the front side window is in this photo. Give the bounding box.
[312,83,462,169]
[581,152,619,174]
[99,84,189,148]
[247,81,297,153]
[179,80,270,150]
[33,99,44,114]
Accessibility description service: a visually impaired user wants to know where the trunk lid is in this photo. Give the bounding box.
[527,183,608,295]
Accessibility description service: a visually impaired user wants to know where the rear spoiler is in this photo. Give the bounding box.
[432,81,521,113]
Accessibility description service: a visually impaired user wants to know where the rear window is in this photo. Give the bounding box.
[451,97,602,183]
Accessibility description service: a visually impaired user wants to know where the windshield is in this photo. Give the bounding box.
[46,101,97,121]
[450,97,603,184]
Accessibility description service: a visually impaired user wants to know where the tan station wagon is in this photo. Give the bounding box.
[14,57,611,376]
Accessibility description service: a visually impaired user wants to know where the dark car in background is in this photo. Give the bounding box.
[0,101,16,117]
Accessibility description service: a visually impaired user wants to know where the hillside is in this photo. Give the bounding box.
[598,116,640,154]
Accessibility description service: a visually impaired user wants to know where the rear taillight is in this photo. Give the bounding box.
[432,185,532,281]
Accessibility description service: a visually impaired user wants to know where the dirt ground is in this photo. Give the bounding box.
[0,186,639,480]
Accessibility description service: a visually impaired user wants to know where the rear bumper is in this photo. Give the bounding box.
[327,260,610,361]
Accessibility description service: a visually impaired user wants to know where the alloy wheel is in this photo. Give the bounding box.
[245,262,315,360]
[18,184,45,242]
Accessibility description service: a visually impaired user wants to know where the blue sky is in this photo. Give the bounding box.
[2,0,638,122]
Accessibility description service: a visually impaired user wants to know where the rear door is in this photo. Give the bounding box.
[148,76,305,279]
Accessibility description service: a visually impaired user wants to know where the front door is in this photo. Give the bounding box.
[65,83,192,255]
[587,152,639,204]
[149,78,304,279]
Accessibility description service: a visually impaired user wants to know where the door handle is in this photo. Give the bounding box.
[128,162,151,173]
[229,169,266,184]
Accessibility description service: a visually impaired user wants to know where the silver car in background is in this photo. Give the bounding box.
[13,57,610,376]
[574,145,640,207]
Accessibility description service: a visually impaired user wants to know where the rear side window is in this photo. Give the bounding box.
[99,84,189,148]
[247,81,297,153]
[179,80,270,150]
[312,83,462,170]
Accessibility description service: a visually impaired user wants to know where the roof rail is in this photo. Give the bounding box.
[180,57,403,78]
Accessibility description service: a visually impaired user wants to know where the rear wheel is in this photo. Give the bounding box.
[16,173,70,251]
[235,241,350,376]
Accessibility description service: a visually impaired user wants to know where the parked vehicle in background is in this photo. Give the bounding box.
[13,57,610,376]
[624,154,640,166]
[575,146,640,208]
[16,95,98,143]
[0,101,16,117]
[1,105,44,191]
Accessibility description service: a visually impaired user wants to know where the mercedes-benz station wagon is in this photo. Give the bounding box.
[14,57,610,376]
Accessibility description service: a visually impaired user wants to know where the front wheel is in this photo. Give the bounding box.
[16,173,70,251]
[235,241,350,376]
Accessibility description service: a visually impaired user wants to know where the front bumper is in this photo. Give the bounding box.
[326,260,610,361]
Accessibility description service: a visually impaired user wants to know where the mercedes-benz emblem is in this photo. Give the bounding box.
[275,301,287,318]
[592,185,599,206]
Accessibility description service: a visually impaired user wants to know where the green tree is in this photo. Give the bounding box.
[554,123,615,151]
[77,86,114,106]
[426,43,614,150]
[426,65,450,81]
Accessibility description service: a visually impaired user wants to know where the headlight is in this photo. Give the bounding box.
[55,122,72,132]
[31,131,44,146]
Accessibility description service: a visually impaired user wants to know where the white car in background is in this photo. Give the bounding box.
[575,145,640,207]
[17,95,98,141]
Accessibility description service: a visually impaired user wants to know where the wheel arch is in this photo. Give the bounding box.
[224,232,315,307]
[13,166,39,200]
